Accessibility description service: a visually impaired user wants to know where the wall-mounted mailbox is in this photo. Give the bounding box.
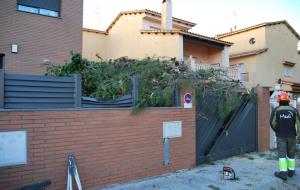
[163,121,182,138]
[11,44,18,53]
[0,131,27,167]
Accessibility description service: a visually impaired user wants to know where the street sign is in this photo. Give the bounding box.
[184,93,192,108]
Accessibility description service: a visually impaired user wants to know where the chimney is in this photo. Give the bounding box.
[161,0,172,30]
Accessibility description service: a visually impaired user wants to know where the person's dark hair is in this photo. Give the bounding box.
[279,100,289,106]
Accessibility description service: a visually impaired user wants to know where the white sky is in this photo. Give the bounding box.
[83,0,300,37]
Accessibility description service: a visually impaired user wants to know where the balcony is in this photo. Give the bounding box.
[185,60,240,80]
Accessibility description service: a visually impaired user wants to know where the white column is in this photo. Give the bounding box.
[189,55,196,71]
[178,35,184,61]
[221,46,230,67]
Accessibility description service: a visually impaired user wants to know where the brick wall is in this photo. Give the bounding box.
[257,87,270,152]
[0,108,195,190]
[0,0,83,74]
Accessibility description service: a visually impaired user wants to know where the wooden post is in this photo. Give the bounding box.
[74,74,82,108]
[0,69,4,109]
[131,76,139,107]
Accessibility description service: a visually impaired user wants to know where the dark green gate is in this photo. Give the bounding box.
[196,96,257,164]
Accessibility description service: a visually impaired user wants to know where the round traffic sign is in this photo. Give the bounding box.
[184,93,192,104]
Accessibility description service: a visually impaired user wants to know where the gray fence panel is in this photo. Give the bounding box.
[5,92,74,98]
[3,73,139,109]
[5,98,74,103]
[4,73,76,109]
[82,95,133,108]
[5,86,75,93]
[5,103,74,109]
[5,73,74,82]
[5,80,75,88]
[81,103,132,108]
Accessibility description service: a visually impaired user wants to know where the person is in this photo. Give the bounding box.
[270,91,300,180]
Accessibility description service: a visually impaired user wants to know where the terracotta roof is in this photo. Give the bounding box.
[140,29,233,46]
[106,9,196,32]
[230,48,268,59]
[82,28,108,35]
[216,20,300,40]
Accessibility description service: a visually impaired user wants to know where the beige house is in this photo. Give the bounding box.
[216,20,300,94]
[83,0,233,73]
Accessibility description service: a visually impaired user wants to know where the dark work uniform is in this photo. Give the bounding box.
[270,105,300,173]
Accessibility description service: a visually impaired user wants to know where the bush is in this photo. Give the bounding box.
[46,52,246,118]
[46,53,188,107]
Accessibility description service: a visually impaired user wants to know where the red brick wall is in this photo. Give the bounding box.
[0,0,83,74]
[0,108,195,190]
[257,87,270,152]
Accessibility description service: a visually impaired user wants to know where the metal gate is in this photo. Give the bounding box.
[196,96,257,164]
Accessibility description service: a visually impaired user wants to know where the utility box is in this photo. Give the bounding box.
[163,121,182,138]
[0,131,27,167]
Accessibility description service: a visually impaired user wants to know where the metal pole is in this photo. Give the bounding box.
[174,81,180,107]
[131,76,139,107]
[74,74,82,108]
[0,69,4,109]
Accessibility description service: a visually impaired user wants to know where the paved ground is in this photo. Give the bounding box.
[95,150,300,190]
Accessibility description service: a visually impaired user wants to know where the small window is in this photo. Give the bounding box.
[297,41,300,52]
[240,73,249,82]
[17,0,61,17]
[249,38,256,45]
[283,67,293,77]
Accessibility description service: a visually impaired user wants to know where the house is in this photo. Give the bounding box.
[83,0,234,75]
[0,0,83,74]
[216,20,300,96]
[217,20,300,149]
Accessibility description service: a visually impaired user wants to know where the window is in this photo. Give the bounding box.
[297,41,300,52]
[17,0,61,17]
[249,38,256,45]
[240,73,250,81]
[283,67,293,77]
[236,63,249,82]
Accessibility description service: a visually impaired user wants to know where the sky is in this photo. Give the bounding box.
[83,0,300,37]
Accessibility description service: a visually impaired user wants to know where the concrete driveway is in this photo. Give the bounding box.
[95,150,300,190]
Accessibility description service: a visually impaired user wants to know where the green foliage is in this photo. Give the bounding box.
[193,68,244,119]
[46,53,188,108]
[46,53,247,118]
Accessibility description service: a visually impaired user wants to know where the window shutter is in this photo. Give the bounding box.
[17,0,61,12]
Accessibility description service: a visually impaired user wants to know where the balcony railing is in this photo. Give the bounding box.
[188,62,240,80]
